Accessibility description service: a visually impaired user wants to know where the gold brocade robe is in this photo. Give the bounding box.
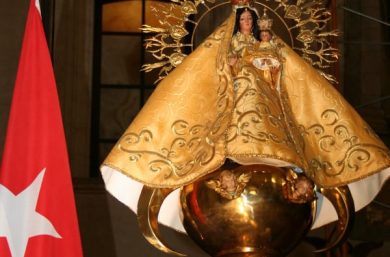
[102,14,390,189]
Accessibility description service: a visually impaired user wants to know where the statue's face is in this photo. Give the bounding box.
[239,10,253,34]
[220,171,237,192]
[261,31,271,42]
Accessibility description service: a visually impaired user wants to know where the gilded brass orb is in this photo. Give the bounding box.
[180,164,316,257]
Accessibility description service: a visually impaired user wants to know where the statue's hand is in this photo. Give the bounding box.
[228,55,238,66]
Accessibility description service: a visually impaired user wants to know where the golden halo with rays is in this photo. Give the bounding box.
[141,0,340,84]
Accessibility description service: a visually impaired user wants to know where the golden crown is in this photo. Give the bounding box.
[258,8,273,31]
[231,0,254,9]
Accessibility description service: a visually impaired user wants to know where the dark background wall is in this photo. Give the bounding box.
[0,1,389,257]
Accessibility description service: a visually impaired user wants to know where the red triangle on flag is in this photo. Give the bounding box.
[0,0,84,256]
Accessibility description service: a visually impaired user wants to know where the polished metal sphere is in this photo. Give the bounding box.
[180,164,315,257]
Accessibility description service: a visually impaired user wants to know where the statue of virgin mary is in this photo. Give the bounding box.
[100,0,390,234]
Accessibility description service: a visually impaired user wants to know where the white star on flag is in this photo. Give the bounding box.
[0,168,61,257]
[0,0,83,256]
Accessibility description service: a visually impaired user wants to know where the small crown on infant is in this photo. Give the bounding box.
[258,8,273,31]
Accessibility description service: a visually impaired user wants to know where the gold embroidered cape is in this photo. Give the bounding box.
[102,13,390,188]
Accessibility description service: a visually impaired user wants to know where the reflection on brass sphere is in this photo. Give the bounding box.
[180,164,316,257]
